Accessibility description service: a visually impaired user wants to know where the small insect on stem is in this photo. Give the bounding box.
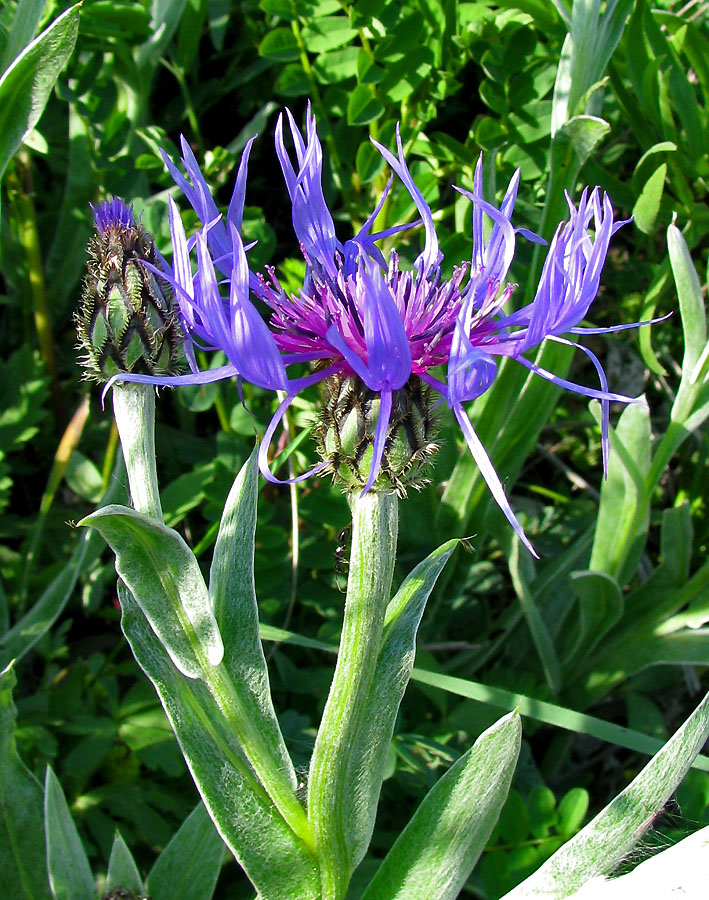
[334,525,351,589]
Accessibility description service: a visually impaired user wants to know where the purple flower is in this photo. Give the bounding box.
[106,106,650,556]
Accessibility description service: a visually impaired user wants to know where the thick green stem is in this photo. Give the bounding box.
[112,384,162,521]
[308,491,398,900]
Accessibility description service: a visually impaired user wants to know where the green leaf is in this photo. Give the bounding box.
[313,46,358,84]
[80,505,224,679]
[557,788,589,837]
[0,0,48,74]
[301,15,356,53]
[209,449,297,796]
[0,5,80,181]
[668,224,707,391]
[44,767,94,900]
[274,62,311,97]
[360,711,522,900]
[106,832,144,895]
[506,692,709,898]
[589,399,651,580]
[356,140,386,183]
[344,540,457,868]
[147,803,225,900]
[119,586,320,900]
[347,84,385,125]
[508,539,561,695]
[565,571,624,663]
[632,162,666,234]
[259,27,300,62]
[0,664,51,900]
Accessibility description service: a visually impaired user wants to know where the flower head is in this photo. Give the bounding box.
[77,199,183,382]
[104,108,650,556]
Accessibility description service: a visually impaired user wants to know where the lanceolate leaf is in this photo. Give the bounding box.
[119,586,320,900]
[0,5,80,181]
[0,664,51,900]
[209,448,296,793]
[147,803,225,900]
[361,711,522,900]
[44,767,94,900]
[345,539,457,868]
[106,833,144,896]
[504,692,709,898]
[81,505,224,679]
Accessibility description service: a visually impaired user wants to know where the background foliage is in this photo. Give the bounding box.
[1,0,708,897]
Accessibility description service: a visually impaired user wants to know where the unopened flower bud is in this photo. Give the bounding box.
[76,198,183,383]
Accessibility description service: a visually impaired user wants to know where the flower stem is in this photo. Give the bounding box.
[308,491,398,900]
[112,384,162,521]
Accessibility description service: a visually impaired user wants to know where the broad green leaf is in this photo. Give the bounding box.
[313,46,358,83]
[209,449,297,793]
[344,540,457,868]
[259,27,300,62]
[0,0,48,74]
[632,162,666,234]
[106,832,144,895]
[44,767,94,900]
[347,84,385,125]
[356,140,386,183]
[0,664,51,900]
[80,505,224,679]
[120,586,320,900]
[361,711,522,900]
[589,399,651,580]
[504,692,709,898]
[274,62,311,96]
[147,803,225,900]
[0,5,80,181]
[301,15,356,53]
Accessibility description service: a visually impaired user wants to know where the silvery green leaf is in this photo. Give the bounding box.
[361,711,522,900]
[44,767,94,900]
[209,448,296,791]
[147,803,225,900]
[503,692,709,898]
[81,505,224,679]
[569,825,709,898]
[106,832,144,895]
[0,5,80,180]
[119,586,320,900]
[0,664,51,900]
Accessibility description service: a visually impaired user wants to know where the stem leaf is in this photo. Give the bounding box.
[504,692,709,898]
[120,585,320,900]
[361,711,522,900]
[80,504,224,679]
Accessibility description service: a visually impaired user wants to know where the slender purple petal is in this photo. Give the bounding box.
[371,126,440,277]
[453,404,538,558]
[362,387,393,495]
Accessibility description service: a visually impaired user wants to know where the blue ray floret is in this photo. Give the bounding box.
[105,105,656,556]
